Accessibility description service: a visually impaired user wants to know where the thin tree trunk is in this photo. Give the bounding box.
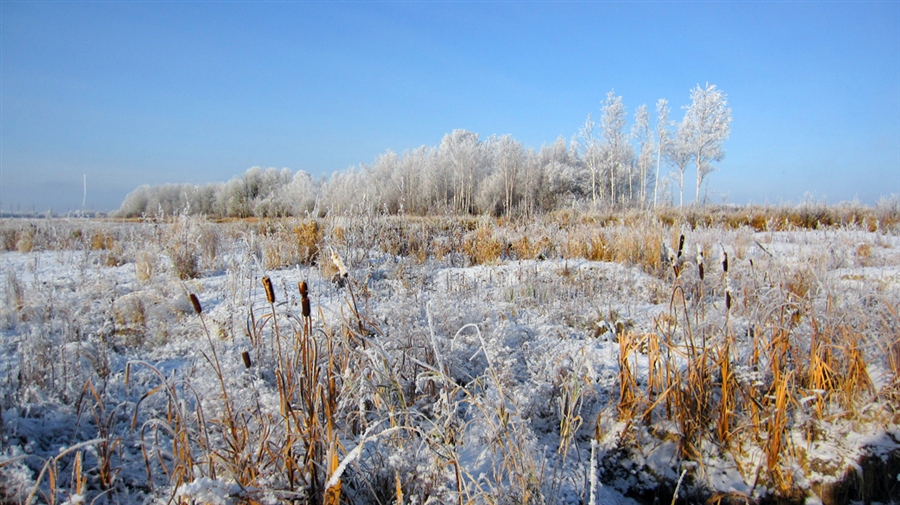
[654,147,662,208]
[695,149,703,205]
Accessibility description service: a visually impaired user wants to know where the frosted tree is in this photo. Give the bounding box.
[370,150,402,213]
[252,168,295,217]
[439,129,482,214]
[536,136,582,210]
[273,171,317,217]
[191,184,220,216]
[668,117,694,207]
[397,146,430,214]
[576,114,600,206]
[599,91,628,206]
[653,99,671,208]
[117,185,152,217]
[484,134,523,216]
[540,139,585,210]
[518,147,541,216]
[631,104,654,208]
[683,83,732,204]
[323,166,373,216]
[422,144,453,212]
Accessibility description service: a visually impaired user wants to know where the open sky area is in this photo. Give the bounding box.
[2,1,899,213]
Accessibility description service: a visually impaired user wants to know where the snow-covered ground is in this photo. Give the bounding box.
[1,217,898,504]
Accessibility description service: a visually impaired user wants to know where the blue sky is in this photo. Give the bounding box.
[2,1,898,212]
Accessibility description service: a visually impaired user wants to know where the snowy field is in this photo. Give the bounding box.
[1,214,899,504]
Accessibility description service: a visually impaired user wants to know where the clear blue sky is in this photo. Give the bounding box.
[2,1,898,212]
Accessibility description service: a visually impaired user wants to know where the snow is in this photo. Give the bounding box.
[1,219,899,503]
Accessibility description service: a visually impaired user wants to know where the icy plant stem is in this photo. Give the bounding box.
[588,439,599,505]
[671,468,687,505]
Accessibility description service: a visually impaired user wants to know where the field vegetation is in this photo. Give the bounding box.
[1,202,899,504]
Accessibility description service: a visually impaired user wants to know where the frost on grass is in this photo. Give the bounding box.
[1,214,899,504]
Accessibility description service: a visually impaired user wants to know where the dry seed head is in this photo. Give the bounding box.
[331,251,348,278]
[722,250,729,273]
[677,234,685,258]
[241,350,252,369]
[663,241,677,266]
[262,276,275,304]
[298,281,308,298]
[189,293,202,315]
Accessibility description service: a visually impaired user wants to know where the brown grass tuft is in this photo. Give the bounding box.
[294,220,323,265]
[464,224,503,265]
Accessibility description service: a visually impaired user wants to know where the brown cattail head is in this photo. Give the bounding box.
[189,293,202,315]
[302,297,311,318]
[262,276,275,304]
[696,244,705,282]
[298,281,308,298]
[241,350,252,369]
[722,251,729,273]
[677,234,685,258]
[299,280,311,317]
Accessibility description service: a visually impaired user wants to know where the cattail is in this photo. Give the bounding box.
[241,350,252,368]
[726,291,732,311]
[189,293,202,315]
[722,251,729,273]
[677,234,685,258]
[301,297,311,318]
[262,276,275,304]
[299,281,311,318]
[697,244,705,280]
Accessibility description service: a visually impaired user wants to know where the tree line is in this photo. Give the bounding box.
[117,84,731,218]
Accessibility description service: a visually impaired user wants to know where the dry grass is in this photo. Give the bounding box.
[259,219,324,269]
[3,204,898,504]
[464,223,504,265]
